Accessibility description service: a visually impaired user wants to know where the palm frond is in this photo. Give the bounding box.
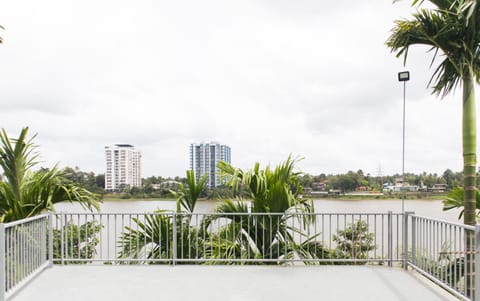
[387,0,480,97]
[171,170,207,213]
[0,127,101,222]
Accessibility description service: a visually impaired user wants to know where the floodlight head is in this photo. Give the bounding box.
[398,71,410,82]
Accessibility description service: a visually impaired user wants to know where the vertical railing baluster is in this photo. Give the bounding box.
[411,216,416,267]
[0,223,5,301]
[48,213,53,267]
[388,211,392,267]
[172,212,177,266]
[403,212,412,270]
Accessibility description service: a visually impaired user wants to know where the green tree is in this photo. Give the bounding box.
[387,1,480,294]
[387,0,479,227]
[333,220,376,263]
[0,127,100,222]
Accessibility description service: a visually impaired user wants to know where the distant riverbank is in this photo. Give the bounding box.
[302,192,448,201]
[103,196,173,202]
[103,192,448,203]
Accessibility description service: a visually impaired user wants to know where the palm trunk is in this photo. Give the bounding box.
[463,70,477,226]
[463,69,477,298]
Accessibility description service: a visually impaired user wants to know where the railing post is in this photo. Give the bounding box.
[48,213,53,267]
[403,211,413,270]
[411,215,416,267]
[172,212,177,266]
[475,225,480,301]
[0,223,5,301]
[388,211,392,267]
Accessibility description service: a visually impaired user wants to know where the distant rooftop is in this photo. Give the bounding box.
[104,144,135,148]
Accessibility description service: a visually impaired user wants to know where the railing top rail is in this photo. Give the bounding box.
[3,213,49,228]
[52,211,404,216]
[411,214,475,230]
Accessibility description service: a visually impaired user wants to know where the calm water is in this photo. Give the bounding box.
[54,198,463,223]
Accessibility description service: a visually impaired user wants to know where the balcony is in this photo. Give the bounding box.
[0,212,474,301]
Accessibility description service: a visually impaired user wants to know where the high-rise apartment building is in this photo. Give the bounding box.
[189,142,231,188]
[105,144,142,191]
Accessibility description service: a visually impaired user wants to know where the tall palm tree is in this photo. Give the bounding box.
[387,1,480,295]
[387,0,479,227]
[0,25,4,44]
[0,127,100,222]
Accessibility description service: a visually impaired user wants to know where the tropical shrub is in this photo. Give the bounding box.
[52,221,102,264]
[118,170,207,263]
[202,157,326,264]
[332,220,376,262]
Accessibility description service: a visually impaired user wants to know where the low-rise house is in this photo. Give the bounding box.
[429,183,448,192]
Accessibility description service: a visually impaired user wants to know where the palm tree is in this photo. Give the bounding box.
[204,156,326,264]
[387,1,480,294]
[118,170,207,262]
[171,170,207,213]
[0,127,100,222]
[387,0,479,226]
[0,25,4,44]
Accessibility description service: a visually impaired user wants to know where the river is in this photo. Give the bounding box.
[54,198,463,223]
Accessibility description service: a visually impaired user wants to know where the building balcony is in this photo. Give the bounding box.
[0,212,473,301]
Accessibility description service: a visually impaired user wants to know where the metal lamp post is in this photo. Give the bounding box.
[398,71,410,214]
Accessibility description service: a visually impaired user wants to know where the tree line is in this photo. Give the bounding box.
[59,166,470,197]
[297,169,467,193]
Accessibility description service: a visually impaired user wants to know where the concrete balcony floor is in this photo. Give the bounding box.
[11,265,457,301]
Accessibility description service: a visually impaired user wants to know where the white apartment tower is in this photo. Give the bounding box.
[105,144,142,191]
[189,142,231,188]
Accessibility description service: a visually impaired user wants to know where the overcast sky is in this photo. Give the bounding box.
[0,0,474,177]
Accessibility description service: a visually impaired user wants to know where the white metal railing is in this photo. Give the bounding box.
[407,214,477,301]
[0,214,53,301]
[52,212,405,265]
[3,211,479,301]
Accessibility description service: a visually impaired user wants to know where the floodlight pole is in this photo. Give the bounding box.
[398,71,410,215]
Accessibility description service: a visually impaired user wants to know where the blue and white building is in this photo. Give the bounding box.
[189,142,231,188]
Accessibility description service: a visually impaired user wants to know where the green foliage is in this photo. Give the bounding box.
[218,155,312,213]
[443,186,480,219]
[119,171,207,262]
[62,166,105,194]
[206,157,322,263]
[387,0,480,97]
[0,127,101,222]
[171,170,207,213]
[118,211,204,263]
[52,221,102,263]
[333,220,376,261]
